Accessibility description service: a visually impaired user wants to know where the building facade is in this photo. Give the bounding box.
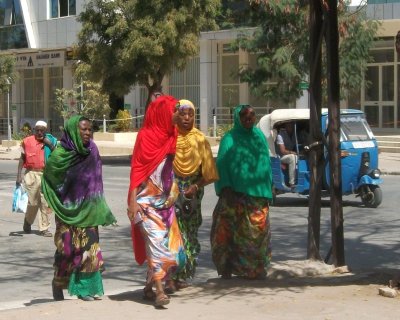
[1,0,400,139]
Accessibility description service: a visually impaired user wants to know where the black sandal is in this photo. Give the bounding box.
[143,286,156,301]
[52,280,64,301]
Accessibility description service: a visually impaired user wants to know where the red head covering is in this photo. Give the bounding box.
[129,95,178,192]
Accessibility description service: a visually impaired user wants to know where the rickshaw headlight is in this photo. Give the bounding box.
[370,169,381,179]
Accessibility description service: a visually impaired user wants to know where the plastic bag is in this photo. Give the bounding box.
[12,186,28,213]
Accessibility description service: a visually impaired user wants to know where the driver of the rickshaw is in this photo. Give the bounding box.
[276,122,297,188]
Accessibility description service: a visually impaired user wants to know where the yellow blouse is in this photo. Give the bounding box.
[173,127,218,183]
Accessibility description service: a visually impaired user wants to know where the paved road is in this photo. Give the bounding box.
[0,159,398,310]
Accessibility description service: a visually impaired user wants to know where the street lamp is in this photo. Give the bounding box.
[6,78,11,151]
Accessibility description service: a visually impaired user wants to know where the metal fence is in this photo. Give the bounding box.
[0,118,13,141]
[91,115,144,133]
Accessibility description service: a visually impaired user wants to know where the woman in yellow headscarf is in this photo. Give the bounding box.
[167,99,218,291]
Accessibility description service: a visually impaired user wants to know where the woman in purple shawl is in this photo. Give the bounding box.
[42,115,116,301]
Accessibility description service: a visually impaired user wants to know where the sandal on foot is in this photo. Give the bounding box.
[155,292,170,307]
[78,295,95,301]
[39,230,53,237]
[143,287,156,301]
[221,272,232,279]
[174,280,189,290]
[164,280,176,294]
[52,280,64,301]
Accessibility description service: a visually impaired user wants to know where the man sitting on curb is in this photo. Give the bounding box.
[16,120,57,237]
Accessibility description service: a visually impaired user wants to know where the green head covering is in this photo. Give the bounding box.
[214,105,272,199]
[42,115,116,227]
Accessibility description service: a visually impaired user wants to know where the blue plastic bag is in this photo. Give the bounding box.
[12,186,28,213]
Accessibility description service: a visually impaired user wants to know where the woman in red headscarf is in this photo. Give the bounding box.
[127,95,185,307]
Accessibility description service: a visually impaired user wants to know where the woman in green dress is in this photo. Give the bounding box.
[210,105,273,280]
[43,115,116,301]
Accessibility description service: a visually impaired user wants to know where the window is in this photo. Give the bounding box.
[0,0,28,49]
[50,0,76,18]
[23,69,44,119]
[169,57,200,126]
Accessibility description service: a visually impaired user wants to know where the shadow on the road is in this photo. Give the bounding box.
[8,230,45,237]
[272,196,366,208]
[24,298,54,307]
[108,289,170,309]
[173,268,399,301]
[101,156,131,167]
[8,231,24,237]
[0,172,17,181]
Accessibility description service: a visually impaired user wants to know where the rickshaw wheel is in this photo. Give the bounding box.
[362,185,382,208]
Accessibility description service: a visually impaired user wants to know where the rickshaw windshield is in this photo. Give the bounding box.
[340,114,374,141]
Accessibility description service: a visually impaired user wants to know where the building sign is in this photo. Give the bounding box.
[15,51,65,70]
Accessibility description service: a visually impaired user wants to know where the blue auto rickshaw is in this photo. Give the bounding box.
[257,108,383,207]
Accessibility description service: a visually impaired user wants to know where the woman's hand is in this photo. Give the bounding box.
[184,184,199,199]
[127,188,144,221]
[127,201,144,221]
[42,137,54,151]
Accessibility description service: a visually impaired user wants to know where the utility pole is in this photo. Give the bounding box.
[325,0,345,266]
[307,0,324,260]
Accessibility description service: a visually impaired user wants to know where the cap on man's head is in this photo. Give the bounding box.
[35,120,47,128]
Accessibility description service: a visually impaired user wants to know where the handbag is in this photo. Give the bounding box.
[12,185,28,213]
[175,192,198,220]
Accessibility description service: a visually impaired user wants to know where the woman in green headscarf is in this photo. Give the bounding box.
[42,115,116,301]
[210,105,273,280]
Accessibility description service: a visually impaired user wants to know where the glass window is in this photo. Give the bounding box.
[370,49,394,63]
[169,57,200,125]
[23,68,44,119]
[365,66,379,101]
[340,114,374,141]
[364,105,379,128]
[0,0,28,49]
[221,55,239,84]
[50,0,76,18]
[382,105,394,128]
[382,66,394,101]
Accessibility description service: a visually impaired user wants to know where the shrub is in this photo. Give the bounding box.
[115,110,132,132]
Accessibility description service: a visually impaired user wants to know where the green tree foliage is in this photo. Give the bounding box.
[76,0,221,109]
[222,0,378,103]
[54,80,111,121]
[0,54,18,93]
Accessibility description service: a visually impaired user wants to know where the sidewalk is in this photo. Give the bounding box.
[1,143,399,175]
[0,260,399,320]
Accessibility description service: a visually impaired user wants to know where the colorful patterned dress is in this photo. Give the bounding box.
[132,155,186,284]
[43,115,116,297]
[173,99,219,281]
[211,105,273,279]
[210,190,271,279]
[174,172,203,280]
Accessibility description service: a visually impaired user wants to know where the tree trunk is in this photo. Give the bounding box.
[325,0,345,267]
[307,0,324,261]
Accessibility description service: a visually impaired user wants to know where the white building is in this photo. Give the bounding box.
[0,0,399,138]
